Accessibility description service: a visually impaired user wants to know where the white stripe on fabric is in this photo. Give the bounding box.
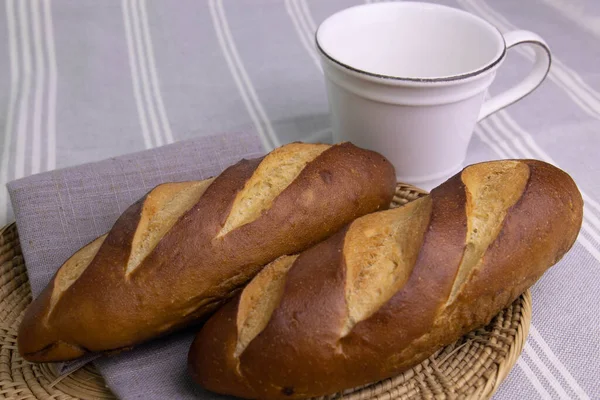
[298,0,318,33]
[138,0,174,144]
[479,118,518,158]
[43,0,57,171]
[577,233,600,260]
[130,0,163,148]
[538,0,600,103]
[208,0,270,151]
[209,0,278,150]
[293,0,320,65]
[285,0,336,143]
[518,358,554,399]
[15,0,33,180]
[539,0,600,38]
[285,0,322,71]
[458,0,600,120]
[524,343,573,399]
[489,115,535,158]
[474,126,510,158]
[304,128,331,143]
[122,0,153,149]
[577,233,600,263]
[215,0,280,149]
[463,0,600,107]
[581,195,600,224]
[1,0,20,222]
[529,326,592,400]
[31,0,45,175]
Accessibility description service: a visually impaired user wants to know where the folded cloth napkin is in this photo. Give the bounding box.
[7,132,264,399]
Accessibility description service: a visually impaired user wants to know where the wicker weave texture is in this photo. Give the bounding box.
[0,184,530,399]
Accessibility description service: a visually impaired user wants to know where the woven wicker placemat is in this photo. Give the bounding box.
[0,184,531,400]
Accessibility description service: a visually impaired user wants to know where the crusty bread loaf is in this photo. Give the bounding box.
[18,142,396,362]
[188,160,583,400]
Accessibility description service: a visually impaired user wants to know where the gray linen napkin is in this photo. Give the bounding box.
[7,132,264,399]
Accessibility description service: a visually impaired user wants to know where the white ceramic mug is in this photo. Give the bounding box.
[316,2,551,189]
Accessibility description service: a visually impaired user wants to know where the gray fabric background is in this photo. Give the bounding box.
[2,0,599,399]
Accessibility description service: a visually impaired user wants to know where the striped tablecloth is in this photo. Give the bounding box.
[1,1,598,399]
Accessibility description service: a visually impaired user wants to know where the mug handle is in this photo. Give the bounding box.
[478,30,551,121]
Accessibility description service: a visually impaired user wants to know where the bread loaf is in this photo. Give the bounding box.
[18,142,396,362]
[188,160,583,400]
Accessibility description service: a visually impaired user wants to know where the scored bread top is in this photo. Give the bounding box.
[342,197,432,336]
[127,179,215,275]
[218,144,330,237]
[235,254,299,357]
[48,234,107,322]
[447,161,530,305]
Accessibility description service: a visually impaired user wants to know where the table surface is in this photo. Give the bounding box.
[1,0,599,399]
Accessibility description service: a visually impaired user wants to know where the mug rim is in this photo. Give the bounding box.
[315,2,507,84]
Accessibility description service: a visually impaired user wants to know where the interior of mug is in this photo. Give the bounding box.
[316,2,505,80]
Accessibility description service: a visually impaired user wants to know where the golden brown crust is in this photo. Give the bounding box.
[342,197,432,336]
[189,160,583,399]
[18,142,396,362]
